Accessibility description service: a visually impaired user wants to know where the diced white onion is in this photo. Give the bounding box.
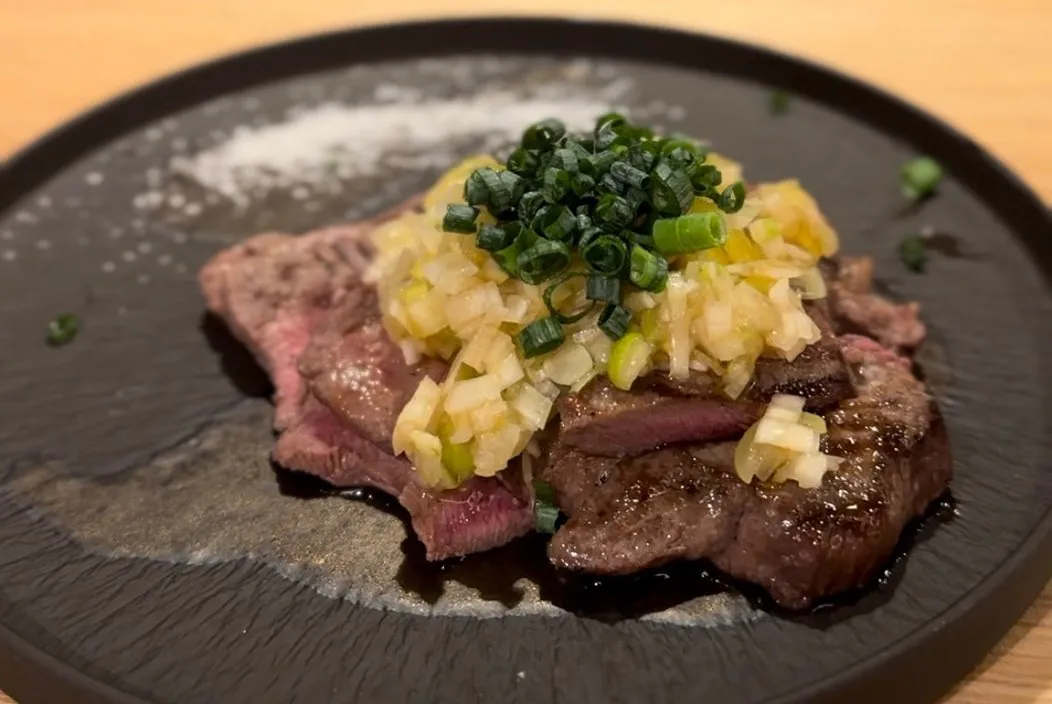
[444,374,502,414]
[543,343,594,386]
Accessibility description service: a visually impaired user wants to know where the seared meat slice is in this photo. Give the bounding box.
[823,255,926,349]
[547,334,952,609]
[558,302,852,459]
[199,199,534,560]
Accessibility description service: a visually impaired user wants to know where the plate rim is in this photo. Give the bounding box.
[0,16,1049,704]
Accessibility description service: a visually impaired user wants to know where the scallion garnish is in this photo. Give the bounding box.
[442,204,478,234]
[717,181,746,214]
[46,313,79,347]
[533,480,562,533]
[586,274,621,303]
[770,90,790,115]
[598,303,632,341]
[653,212,728,255]
[902,157,943,201]
[477,223,515,252]
[522,118,567,151]
[445,112,750,354]
[629,245,669,292]
[518,316,566,359]
[582,234,628,276]
[517,239,571,285]
[899,235,927,272]
[543,273,595,324]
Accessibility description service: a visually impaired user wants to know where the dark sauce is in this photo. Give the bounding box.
[920,230,976,259]
[275,468,957,622]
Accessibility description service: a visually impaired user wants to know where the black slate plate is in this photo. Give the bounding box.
[0,18,1050,704]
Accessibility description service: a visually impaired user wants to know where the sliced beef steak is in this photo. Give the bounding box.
[200,198,534,560]
[548,334,952,608]
[823,255,926,349]
[275,398,534,560]
[559,304,852,458]
[198,198,415,429]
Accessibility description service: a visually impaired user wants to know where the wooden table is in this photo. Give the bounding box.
[0,1,1048,702]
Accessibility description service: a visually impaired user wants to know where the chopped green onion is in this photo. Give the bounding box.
[522,118,566,150]
[653,212,728,255]
[902,157,943,201]
[627,142,659,172]
[542,167,571,203]
[629,244,669,292]
[463,170,490,206]
[595,194,632,232]
[517,239,571,284]
[770,90,790,115]
[586,275,621,303]
[477,223,516,252]
[899,235,927,272]
[550,148,580,174]
[660,146,698,174]
[661,138,700,158]
[571,172,596,197]
[442,204,479,234]
[506,147,539,176]
[624,230,656,250]
[538,205,577,241]
[651,162,694,215]
[625,187,647,214]
[596,173,624,196]
[716,181,746,214]
[584,150,618,177]
[543,272,595,324]
[597,304,632,341]
[691,164,722,196]
[492,225,538,276]
[576,212,593,231]
[518,191,546,221]
[577,226,601,250]
[518,316,566,359]
[594,113,629,150]
[611,161,648,189]
[582,234,628,276]
[46,313,79,347]
[533,480,561,533]
[498,171,525,211]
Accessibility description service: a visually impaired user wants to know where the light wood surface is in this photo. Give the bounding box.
[0,1,1049,703]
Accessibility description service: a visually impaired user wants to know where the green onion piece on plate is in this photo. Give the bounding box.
[611,161,649,189]
[769,90,790,115]
[517,239,571,284]
[651,161,694,215]
[594,193,632,231]
[522,118,567,151]
[598,303,632,341]
[717,181,746,214]
[691,163,723,196]
[582,234,628,276]
[542,167,571,203]
[902,157,943,201]
[586,274,621,303]
[532,480,561,533]
[629,244,669,292]
[518,316,566,359]
[476,223,515,252]
[506,147,538,177]
[491,224,537,276]
[517,190,546,221]
[538,205,577,241]
[653,212,728,255]
[46,313,79,347]
[899,235,928,272]
[442,204,479,234]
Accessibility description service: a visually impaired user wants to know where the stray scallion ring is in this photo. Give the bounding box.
[629,244,669,292]
[652,212,727,255]
[517,239,571,285]
[597,303,632,341]
[543,272,595,324]
[442,204,479,234]
[517,316,565,359]
[582,235,628,276]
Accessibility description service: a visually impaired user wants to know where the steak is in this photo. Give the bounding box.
[200,199,534,560]
[823,255,926,349]
[558,301,853,458]
[546,334,952,608]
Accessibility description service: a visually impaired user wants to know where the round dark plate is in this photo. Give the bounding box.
[0,17,1050,704]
